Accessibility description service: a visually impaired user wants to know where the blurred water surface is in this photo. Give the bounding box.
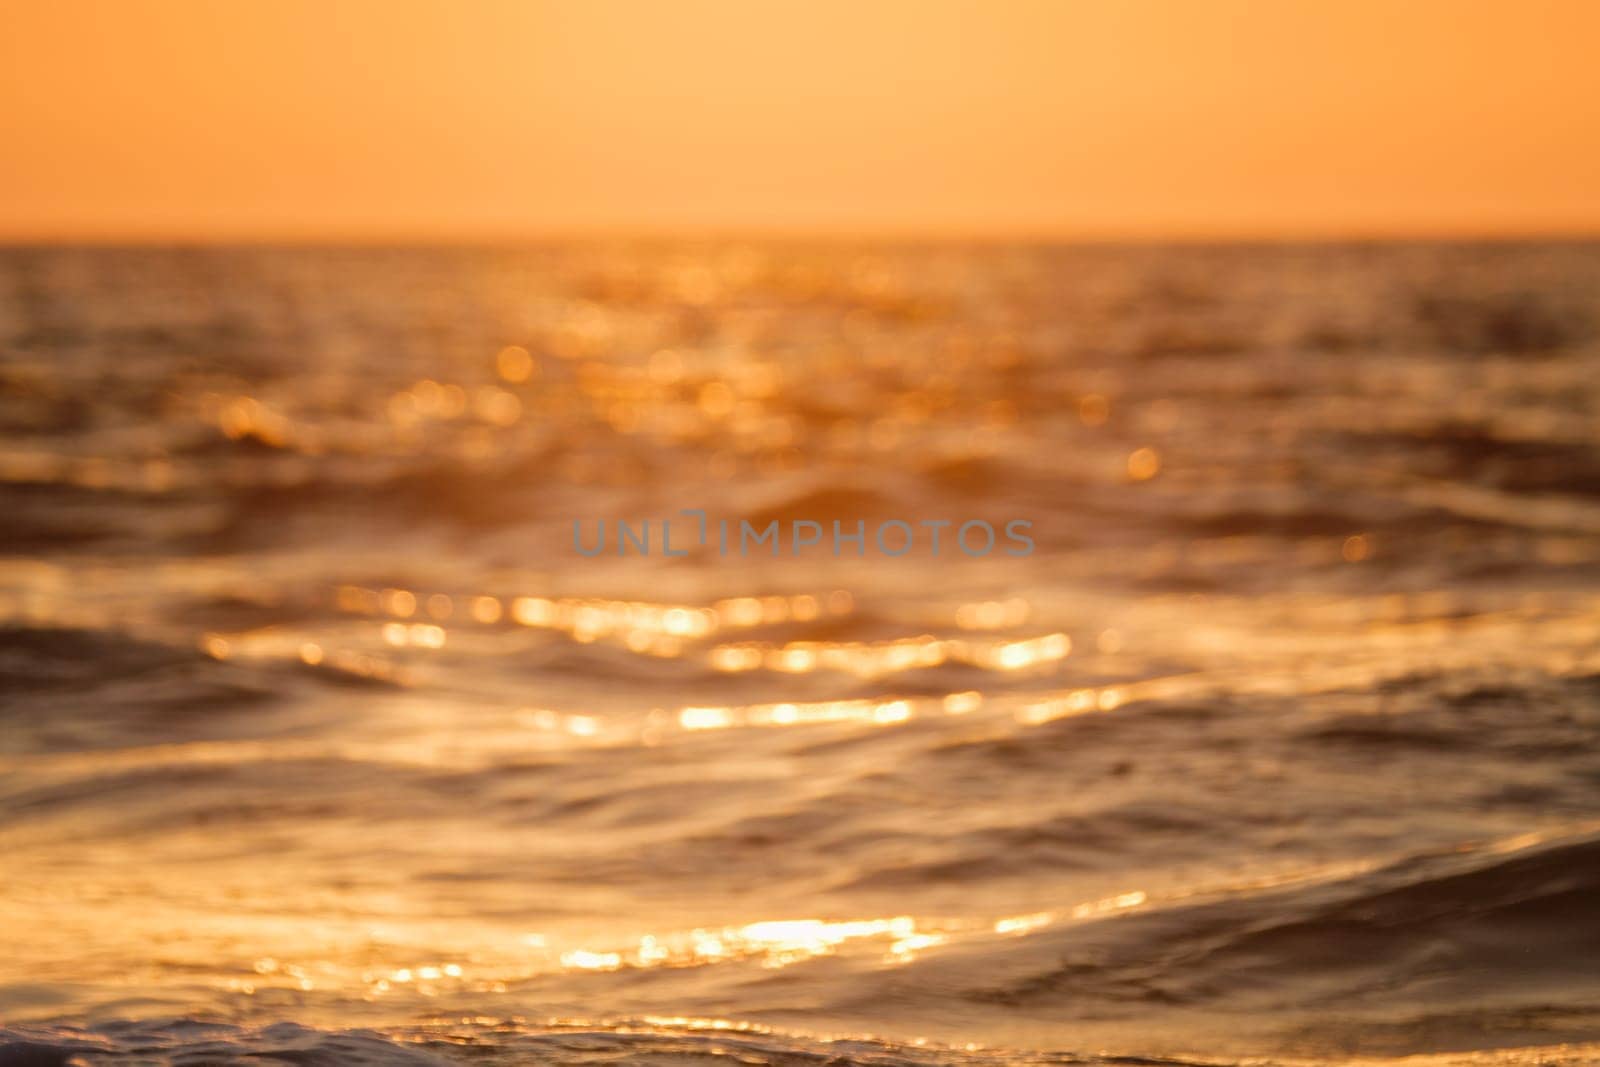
[3,242,1600,1064]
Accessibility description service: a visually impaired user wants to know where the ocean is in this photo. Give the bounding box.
[2,241,1600,1065]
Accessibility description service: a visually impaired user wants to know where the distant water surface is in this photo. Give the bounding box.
[3,242,1600,1064]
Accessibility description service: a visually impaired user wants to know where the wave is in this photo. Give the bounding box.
[859,831,1600,1055]
[0,1018,1207,1067]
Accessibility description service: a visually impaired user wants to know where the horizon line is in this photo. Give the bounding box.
[5,224,1600,249]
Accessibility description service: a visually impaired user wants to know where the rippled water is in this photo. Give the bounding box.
[3,242,1600,1065]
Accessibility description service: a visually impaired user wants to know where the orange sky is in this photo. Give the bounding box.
[3,0,1599,241]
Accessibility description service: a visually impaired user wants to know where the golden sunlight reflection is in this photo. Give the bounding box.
[676,697,914,732]
[708,632,1070,677]
[553,915,944,974]
[1126,446,1161,482]
[333,586,854,652]
[993,891,1148,937]
[954,597,1031,630]
[218,894,1134,1005]
[332,858,1460,1003]
[471,833,1596,1003]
